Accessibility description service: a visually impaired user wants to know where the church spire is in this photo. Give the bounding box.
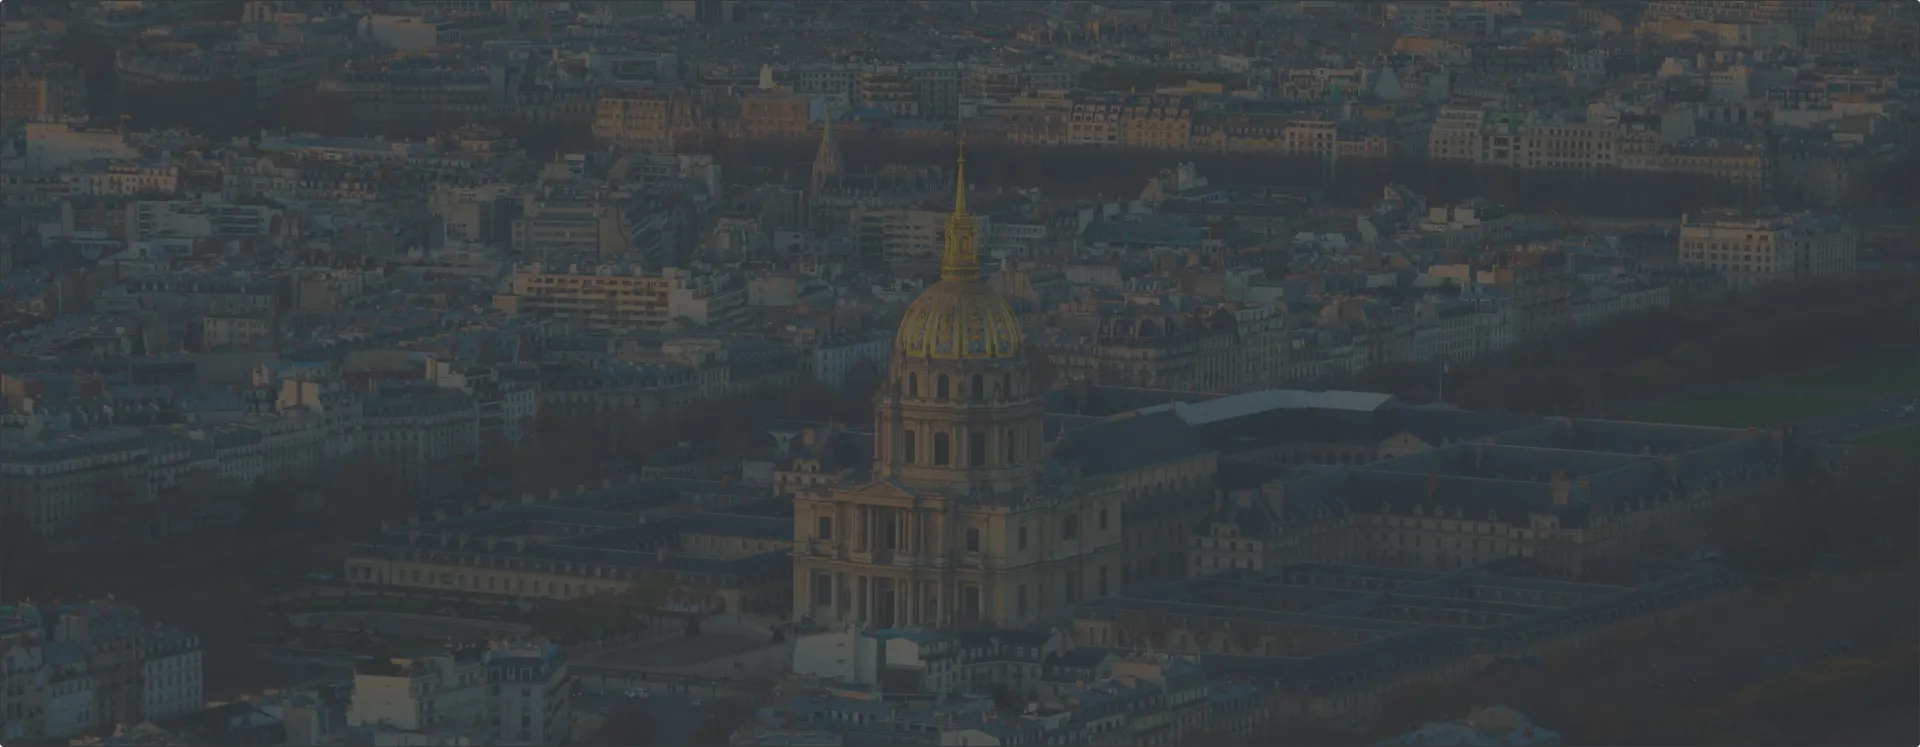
[810,101,843,194]
[939,142,979,282]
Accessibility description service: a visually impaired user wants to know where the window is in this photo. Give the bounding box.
[817,516,833,540]
[1006,428,1018,463]
[966,527,981,552]
[1018,526,1028,550]
[936,374,950,399]
[903,429,917,463]
[971,374,984,402]
[1063,514,1079,540]
[1017,584,1029,616]
[815,574,833,605]
[1098,508,1109,530]
[1003,372,1013,396]
[1098,566,1109,596]
[908,373,918,397]
[1064,571,1077,604]
[969,432,987,467]
[933,433,951,465]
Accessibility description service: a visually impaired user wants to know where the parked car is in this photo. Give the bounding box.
[624,688,649,699]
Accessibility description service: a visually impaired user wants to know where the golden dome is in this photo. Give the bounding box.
[896,280,1023,360]
[893,143,1023,361]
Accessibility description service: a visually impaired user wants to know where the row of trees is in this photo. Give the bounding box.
[1358,563,1919,746]
[712,132,1917,214]
[486,378,876,498]
[1350,273,1920,415]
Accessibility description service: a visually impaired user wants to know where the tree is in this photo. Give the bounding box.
[690,700,757,747]
[841,356,884,401]
[321,457,413,539]
[583,708,658,746]
[1638,525,1678,561]
[0,501,44,600]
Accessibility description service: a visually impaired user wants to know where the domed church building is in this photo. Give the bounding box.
[791,147,1123,629]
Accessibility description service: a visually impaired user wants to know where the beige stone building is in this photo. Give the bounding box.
[1679,209,1855,292]
[793,151,1123,629]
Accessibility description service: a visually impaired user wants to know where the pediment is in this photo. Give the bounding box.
[1378,431,1434,450]
[835,477,925,502]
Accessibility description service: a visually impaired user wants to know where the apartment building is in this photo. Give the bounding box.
[738,93,814,140]
[1678,210,1855,291]
[0,61,88,123]
[494,263,745,330]
[347,639,570,746]
[0,606,48,743]
[343,494,794,617]
[317,65,507,130]
[591,87,704,150]
[0,429,151,539]
[140,625,203,721]
[856,206,994,271]
[1117,94,1195,149]
[54,602,145,732]
[1004,91,1075,146]
[361,386,483,473]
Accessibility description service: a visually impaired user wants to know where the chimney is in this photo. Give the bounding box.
[803,428,816,446]
[1550,468,1570,506]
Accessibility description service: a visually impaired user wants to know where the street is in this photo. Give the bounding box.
[1784,394,1918,444]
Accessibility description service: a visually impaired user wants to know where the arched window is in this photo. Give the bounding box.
[970,374,984,402]
[1006,428,1018,463]
[903,429,917,463]
[936,374,950,399]
[908,373,919,397]
[933,432,951,465]
[1003,372,1013,397]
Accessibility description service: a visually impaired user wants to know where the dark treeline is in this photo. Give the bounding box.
[714,133,1918,215]
[1347,273,1920,417]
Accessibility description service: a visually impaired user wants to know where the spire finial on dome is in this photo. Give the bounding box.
[939,140,979,282]
[952,138,967,216]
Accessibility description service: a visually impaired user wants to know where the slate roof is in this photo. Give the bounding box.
[1053,409,1213,479]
